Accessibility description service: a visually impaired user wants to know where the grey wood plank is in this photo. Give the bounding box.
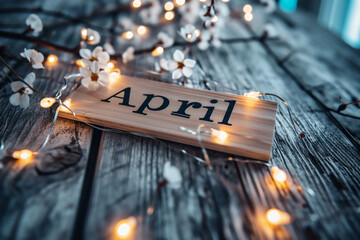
[83,11,360,240]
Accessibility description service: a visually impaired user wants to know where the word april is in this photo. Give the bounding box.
[101,87,236,126]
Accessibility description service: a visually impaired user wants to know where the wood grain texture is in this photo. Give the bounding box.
[0,0,360,240]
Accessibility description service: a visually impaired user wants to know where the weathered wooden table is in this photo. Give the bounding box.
[0,1,359,239]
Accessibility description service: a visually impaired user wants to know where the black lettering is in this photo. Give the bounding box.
[199,99,217,122]
[101,87,135,107]
[133,94,170,115]
[218,100,236,126]
[171,100,202,119]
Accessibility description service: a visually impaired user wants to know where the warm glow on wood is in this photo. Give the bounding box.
[40,97,56,108]
[151,47,164,57]
[164,11,175,21]
[114,217,137,239]
[13,149,34,165]
[211,129,228,144]
[136,25,148,36]
[244,12,253,22]
[58,99,71,112]
[271,166,287,184]
[122,31,134,40]
[266,208,291,225]
[46,54,58,66]
[131,0,142,8]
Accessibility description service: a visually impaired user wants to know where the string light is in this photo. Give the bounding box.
[174,0,185,6]
[164,11,175,21]
[243,4,253,13]
[266,208,291,225]
[136,25,148,36]
[244,91,262,98]
[12,149,34,165]
[80,28,88,40]
[271,166,287,184]
[151,47,164,57]
[45,54,58,66]
[122,31,134,40]
[244,12,253,22]
[185,33,192,39]
[114,217,137,240]
[58,99,71,112]
[131,0,142,8]
[76,59,85,68]
[222,0,230,2]
[211,129,228,144]
[40,97,56,108]
[164,1,174,11]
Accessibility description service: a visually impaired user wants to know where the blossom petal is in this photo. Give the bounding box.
[11,81,24,92]
[97,52,110,66]
[182,67,193,78]
[172,69,183,79]
[90,61,100,73]
[81,59,91,68]
[33,52,44,64]
[80,67,91,78]
[79,49,92,59]
[32,63,44,69]
[88,81,100,91]
[97,71,109,86]
[167,60,178,71]
[160,59,169,70]
[19,95,30,108]
[184,59,196,68]
[92,46,103,58]
[9,93,21,106]
[24,72,36,85]
[173,50,185,62]
[81,77,91,88]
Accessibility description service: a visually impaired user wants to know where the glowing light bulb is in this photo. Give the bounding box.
[194,29,201,37]
[271,166,287,184]
[244,91,261,98]
[211,15,219,23]
[106,62,115,71]
[80,28,88,39]
[40,97,56,108]
[266,208,291,225]
[109,71,120,84]
[76,59,85,68]
[46,54,58,66]
[222,0,230,2]
[175,0,186,6]
[122,31,134,40]
[244,12,253,22]
[151,47,164,57]
[132,0,142,8]
[115,217,137,239]
[211,129,228,144]
[136,25,148,36]
[13,149,34,165]
[199,0,207,2]
[164,1,174,11]
[58,99,71,112]
[164,11,175,21]
[243,4,253,13]
[186,33,192,39]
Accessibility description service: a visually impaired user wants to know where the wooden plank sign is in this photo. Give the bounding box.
[59,75,278,161]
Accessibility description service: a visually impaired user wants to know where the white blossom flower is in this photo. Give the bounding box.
[163,161,182,189]
[9,72,35,109]
[197,31,221,51]
[80,61,109,91]
[79,46,110,69]
[168,50,196,79]
[261,0,276,14]
[20,49,44,69]
[122,46,135,64]
[81,28,101,45]
[157,32,174,48]
[179,25,197,43]
[26,14,43,35]
[103,42,115,55]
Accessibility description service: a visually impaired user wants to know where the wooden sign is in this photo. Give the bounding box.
[59,75,278,161]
